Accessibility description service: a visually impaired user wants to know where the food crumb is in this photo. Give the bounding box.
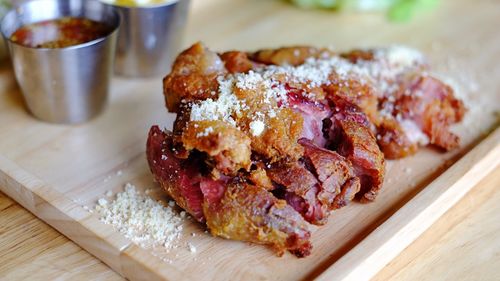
[188,243,197,253]
[98,198,108,206]
[103,175,112,183]
[105,190,113,197]
[249,120,265,136]
[95,183,185,249]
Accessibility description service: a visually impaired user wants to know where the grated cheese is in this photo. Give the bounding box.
[190,76,241,127]
[375,45,424,68]
[189,46,426,140]
[96,183,184,249]
[249,120,265,136]
[98,198,108,206]
[196,127,214,138]
[399,119,429,145]
[187,242,197,253]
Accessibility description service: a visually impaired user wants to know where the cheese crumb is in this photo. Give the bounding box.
[96,183,184,249]
[196,127,214,138]
[98,198,108,206]
[249,120,265,136]
[190,76,241,126]
[105,190,113,197]
[188,243,197,253]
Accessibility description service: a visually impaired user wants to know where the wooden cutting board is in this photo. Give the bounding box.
[0,0,498,280]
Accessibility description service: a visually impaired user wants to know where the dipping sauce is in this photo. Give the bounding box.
[10,17,113,48]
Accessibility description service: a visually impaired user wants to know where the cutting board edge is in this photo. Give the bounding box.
[316,126,500,281]
[0,154,185,281]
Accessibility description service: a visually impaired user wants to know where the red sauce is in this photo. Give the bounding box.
[10,17,113,48]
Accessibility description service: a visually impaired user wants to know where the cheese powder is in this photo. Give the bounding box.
[96,183,184,249]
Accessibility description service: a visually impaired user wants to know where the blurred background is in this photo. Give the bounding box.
[0,0,444,60]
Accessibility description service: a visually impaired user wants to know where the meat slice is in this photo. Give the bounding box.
[376,116,419,159]
[299,139,361,209]
[267,162,328,225]
[147,126,312,257]
[204,182,312,257]
[395,74,466,151]
[327,97,385,202]
[323,75,380,127]
[147,126,206,222]
[287,87,332,147]
[340,47,464,158]
[267,139,362,225]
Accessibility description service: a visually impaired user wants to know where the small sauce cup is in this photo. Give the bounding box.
[101,0,190,77]
[1,0,120,124]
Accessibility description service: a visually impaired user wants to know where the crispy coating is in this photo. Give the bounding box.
[248,108,305,162]
[163,42,225,112]
[204,182,312,257]
[376,116,418,159]
[250,46,335,66]
[181,120,252,174]
[324,74,381,127]
[220,51,254,73]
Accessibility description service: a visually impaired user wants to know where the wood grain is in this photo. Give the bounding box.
[0,191,122,281]
[2,170,499,280]
[2,169,499,280]
[375,168,500,281]
[0,0,499,280]
[316,128,500,281]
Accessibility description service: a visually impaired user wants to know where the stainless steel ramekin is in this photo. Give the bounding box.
[1,0,120,124]
[104,0,190,77]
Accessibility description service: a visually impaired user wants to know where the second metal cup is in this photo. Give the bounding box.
[109,0,190,77]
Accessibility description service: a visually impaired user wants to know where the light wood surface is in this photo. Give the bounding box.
[0,0,499,280]
[0,190,122,281]
[375,168,500,281]
[1,169,499,280]
[316,128,500,281]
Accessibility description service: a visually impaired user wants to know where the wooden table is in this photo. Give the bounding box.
[1,168,498,280]
[1,0,499,280]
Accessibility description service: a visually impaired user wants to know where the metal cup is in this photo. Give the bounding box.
[106,0,190,77]
[1,0,120,124]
